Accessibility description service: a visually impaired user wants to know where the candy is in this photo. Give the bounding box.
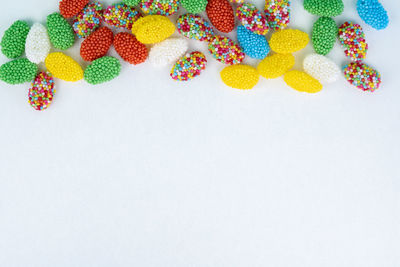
[123,0,141,6]
[176,14,214,42]
[257,53,294,79]
[237,26,270,60]
[236,3,269,35]
[46,12,75,50]
[208,35,245,65]
[114,32,148,65]
[343,62,381,92]
[357,0,389,30]
[59,0,89,18]
[303,0,344,17]
[206,0,235,33]
[303,54,340,84]
[181,0,208,14]
[269,29,309,54]
[220,65,259,90]
[84,56,121,85]
[338,22,368,62]
[45,52,83,82]
[80,27,113,62]
[1,20,30,59]
[312,17,338,56]
[170,51,207,81]
[284,70,323,93]
[149,38,188,67]
[28,72,55,111]
[25,23,51,64]
[0,58,38,85]
[72,2,103,38]
[132,15,175,44]
[228,0,244,3]
[103,3,142,30]
[139,0,180,16]
[264,0,290,30]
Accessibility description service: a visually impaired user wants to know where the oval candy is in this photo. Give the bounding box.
[206,0,235,33]
[80,27,113,62]
[139,0,180,16]
[59,0,89,18]
[208,35,245,65]
[25,23,51,64]
[28,72,55,111]
[103,3,142,30]
[114,32,148,65]
[176,14,214,42]
[303,0,344,17]
[236,3,269,35]
[257,53,295,79]
[132,15,176,44]
[124,0,141,6]
[220,65,260,90]
[269,29,309,54]
[284,70,323,93]
[303,54,340,84]
[338,21,368,62]
[46,12,75,50]
[265,0,290,30]
[171,51,207,81]
[357,0,389,30]
[149,38,188,67]
[45,52,83,82]
[0,58,38,85]
[237,26,270,60]
[343,62,381,92]
[73,2,104,38]
[312,17,338,55]
[84,56,121,85]
[181,0,208,14]
[1,20,30,59]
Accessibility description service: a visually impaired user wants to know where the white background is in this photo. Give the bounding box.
[0,0,399,266]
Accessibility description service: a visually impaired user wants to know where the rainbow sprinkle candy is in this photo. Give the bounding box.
[236,3,269,35]
[265,0,290,30]
[28,72,55,111]
[339,21,368,62]
[176,14,214,42]
[171,51,207,81]
[208,35,245,65]
[343,62,381,92]
[73,2,103,38]
[103,3,142,30]
[140,0,180,16]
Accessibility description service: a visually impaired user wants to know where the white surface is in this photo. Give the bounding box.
[0,0,399,266]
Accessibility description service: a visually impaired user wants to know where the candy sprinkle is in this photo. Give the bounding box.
[176,14,214,42]
[28,72,55,111]
[72,2,103,38]
[264,0,290,30]
[103,3,142,30]
[343,62,381,92]
[171,51,207,81]
[338,21,368,62]
[208,35,245,65]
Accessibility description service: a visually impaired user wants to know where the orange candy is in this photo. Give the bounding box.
[114,33,148,65]
[80,27,113,62]
[59,0,89,18]
[206,0,235,33]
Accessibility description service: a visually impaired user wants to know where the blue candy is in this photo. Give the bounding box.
[357,0,389,30]
[237,26,270,60]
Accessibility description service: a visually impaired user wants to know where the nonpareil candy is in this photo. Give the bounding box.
[303,0,344,17]
[25,23,51,64]
[338,21,368,61]
[312,17,338,55]
[181,0,208,14]
[206,0,235,33]
[176,14,214,42]
[84,56,121,85]
[269,29,309,54]
[103,3,142,30]
[28,72,55,111]
[236,3,269,35]
[170,51,207,81]
[284,70,323,93]
[80,27,113,62]
[257,53,294,79]
[45,52,83,82]
[0,58,38,85]
[139,0,180,16]
[208,35,245,65]
[59,0,89,18]
[265,0,290,30]
[132,15,176,44]
[237,26,270,60]
[46,12,75,50]
[1,20,30,59]
[114,32,148,65]
[73,2,103,38]
[303,54,340,84]
[357,0,389,30]
[343,62,381,92]
[149,38,188,67]
[220,65,260,90]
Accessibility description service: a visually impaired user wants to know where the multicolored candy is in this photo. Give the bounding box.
[103,3,142,30]
[343,62,381,92]
[170,51,207,81]
[72,2,103,38]
[236,3,269,35]
[139,0,180,16]
[338,21,368,62]
[28,72,55,111]
[176,14,214,42]
[264,0,290,30]
[208,35,245,65]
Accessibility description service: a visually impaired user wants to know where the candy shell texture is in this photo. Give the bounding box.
[176,14,214,42]
[73,2,104,38]
[312,17,338,55]
[181,0,208,14]
[114,32,148,65]
[343,62,381,92]
[124,0,141,6]
[303,0,344,17]
[303,54,340,84]
[237,26,269,60]
[357,0,389,30]
[257,53,294,79]
[84,56,121,85]
[284,70,323,93]
[1,20,30,59]
[59,0,89,18]
[220,65,259,90]
[45,52,83,82]
[28,72,55,111]
[269,29,309,54]
[132,15,176,44]
[338,22,368,62]
[46,12,75,50]
[149,38,189,67]
[208,36,245,65]
[0,58,38,85]
[264,0,290,30]
[171,51,207,81]
[25,23,51,64]
[139,0,180,16]
[80,27,113,62]
[206,0,235,33]
[236,3,269,35]
[103,3,142,30]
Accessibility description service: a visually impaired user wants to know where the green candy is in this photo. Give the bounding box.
[0,58,38,85]
[46,12,75,50]
[123,0,141,6]
[1,20,30,59]
[181,0,208,14]
[304,0,344,17]
[84,56,121,85]
[312,17,338,55]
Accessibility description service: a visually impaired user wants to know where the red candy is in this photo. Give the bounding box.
[59,0,89,18]
[206,0,235,33]
[80,27,113,62]
[114,32,148,65]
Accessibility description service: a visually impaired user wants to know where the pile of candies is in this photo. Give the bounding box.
[0,0,389,111]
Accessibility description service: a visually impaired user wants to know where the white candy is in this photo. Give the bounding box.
[303,54,340,84]
[25,23,51,64]
[149,38,188,67]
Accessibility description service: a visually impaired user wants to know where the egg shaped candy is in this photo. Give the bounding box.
[103,3,142,30]
[312,17,338,55]
[171,51,207,81]
[236,3,269,35]
[1,20,30,59]
[176,14,214,42]
[59,0,89,18]
[208,35,245,65]
[124,0,141,6]
[114,32,148,65]
[80,27,113,62]
[149,38,189,67]
[357,0,389,30]
[237,26,270,60]
[265,0,290,30]
[338,21,368,61]
[46,12,75,50]
[25,23,51,64]
[132,15,176,44]
[269,29,309,54]
[221,65,260,90]
[45,52,83,82]
[0,58,38,85]
[303,54,340,84]
[284,70,323,93]
[257,53,295,79]
[73,2,104,38]
[343,62,381,92]
[303,0,344,17]
[139,0,180,16]
[84,56,121,85]
[181,0,208,14]
[206,0,235,33]
[28,72,55,111]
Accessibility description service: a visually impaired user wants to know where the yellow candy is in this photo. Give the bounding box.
[257,53,295,79]
[132,15,175,44]
[269,29,309,54]
[284,70,323,93]
[220,65,259,90]
[45,52,83,82]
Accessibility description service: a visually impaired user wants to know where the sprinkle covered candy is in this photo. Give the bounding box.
[312,17,338,55]
[236,3,269,35]
[208,35,245,65]
[103,3,142,30]
[140,0,180,16]
[114,32,148,65]
[269,29,309,54]
[80,27,113,62]
[59,0,89,18]
[265,0,290,30]
[176,14,214,42]
[220,65,260,90]
[28,72,55,111]
[338,21,368,62]
[171,51,207,81]
[303,0,344,17]
[237,26,270,60]
[73,2,103,38]
[206,0,235,33]
[132,15,175,44]
[124,0,141,6]
[343,62,381,92]
[46,12,75,50]
[181,0,208,14]
[357,0,389,30]
[0,58,38,85]
[1,20,30,59]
